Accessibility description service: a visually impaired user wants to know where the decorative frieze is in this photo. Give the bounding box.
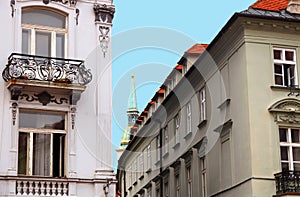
[19,91,68,106]
[42,0,77,7]
[94,4,115,24]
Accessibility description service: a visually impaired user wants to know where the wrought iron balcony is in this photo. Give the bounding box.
[2,53,92,85]
[275,171,300,194]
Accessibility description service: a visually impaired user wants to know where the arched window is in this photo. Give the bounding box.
[21,7,67,58]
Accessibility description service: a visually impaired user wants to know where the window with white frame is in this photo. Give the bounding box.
[156,135,161,162]
[21,8,67,58]
[139,153,144,177]
[279,127,300,171]
[187,166,192,197]
[200,88,206,122]
[133,159,137,183]
[201,157,207,197]
[187,102,192,134]
[163,126,169,155]
[175,114,180,145]
[18,110,66,177]
[273,48,297,87]
[147,144,151,171]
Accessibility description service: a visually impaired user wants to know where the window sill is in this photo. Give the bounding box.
[128,186,132,191]
[270,85,300,91]
[155,160,161,166]
[133,181,137,186]
[172,142,180,150]
[218,98,231,109]
[139,175,144,180]
[146,168,151,174]
[198,120,207,129]
[184,131,192,140]
[163,152,169,159]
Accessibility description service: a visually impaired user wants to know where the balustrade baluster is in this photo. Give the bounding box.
[40,181,45,196]
[51,182,57,196]
[57,182,62,196]
[28,181,34,195]
[62,183,68,196]
[16,181,22,195]
[34,181,40,195]
[46,182,51,196]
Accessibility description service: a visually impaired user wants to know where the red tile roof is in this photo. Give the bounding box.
[250,0,288,11]
[175,64,182,70]
[185,44,208,54]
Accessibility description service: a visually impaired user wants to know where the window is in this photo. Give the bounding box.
[164,181,169,197]
[133,159,137,183]
[175,174,180,197]
[200,88,206,121]
[175,114,180,145]
[22,8,67,58]
[279,127,300,171]
[139,153,144,177]
[147,144,151,171]
[18,110,66,177]
[147,187,151,197]
[187,102,192,134]
[156,135,161,162]
[187,167,192,197]
[128,165,132,187]
[201,157,207,197]
[273,48,297,87]
[163,126,169,155]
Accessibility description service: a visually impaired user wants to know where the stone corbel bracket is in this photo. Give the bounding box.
[93,4,115,24]
[269,98,300,124]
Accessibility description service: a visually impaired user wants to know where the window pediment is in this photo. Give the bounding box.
[269,98,300,124]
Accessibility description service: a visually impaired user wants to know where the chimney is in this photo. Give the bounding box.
[287,0,300,14]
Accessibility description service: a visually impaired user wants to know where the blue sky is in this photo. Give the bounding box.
[111,0,255,169]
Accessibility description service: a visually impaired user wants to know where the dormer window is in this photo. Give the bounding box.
[22,8,67,58]
[273,48,297,87]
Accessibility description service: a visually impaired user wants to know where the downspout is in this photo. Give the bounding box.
[159,127,163,197]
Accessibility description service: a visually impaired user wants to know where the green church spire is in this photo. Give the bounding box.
[120,74,139,149]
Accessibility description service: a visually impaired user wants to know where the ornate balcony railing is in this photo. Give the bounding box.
[2,53,92,85]
[16,178,69,196]
[275,171,300,194]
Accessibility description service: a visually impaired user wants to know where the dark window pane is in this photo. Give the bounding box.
[18,132,28,175]
[286,51,294,61]
[281,147,288,160]
[19,111,65,130]
[294,163,300,171]
[279,128,287,142]
[281,162,289,171]
[274,64,282,74]
[292,129,300,143]
[293,147,300,161]
[22,9,65,28]
[275,75,283,85]
[274,50,282,60]
[53,134,65,177]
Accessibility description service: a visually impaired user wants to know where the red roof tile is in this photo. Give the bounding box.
[175,64,183,70]
[185,43,208,54]
[157,88,164,94]
[250,0,288,11]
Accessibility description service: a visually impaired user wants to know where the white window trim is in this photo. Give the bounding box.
[187,102,192,134]
[279,127,300,171]
[200,88,206,122]
[273,48,298,87]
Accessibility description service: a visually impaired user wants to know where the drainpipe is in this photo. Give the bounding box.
[159,127,163,197]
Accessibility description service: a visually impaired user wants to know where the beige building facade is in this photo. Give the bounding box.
[117,0,300,197]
